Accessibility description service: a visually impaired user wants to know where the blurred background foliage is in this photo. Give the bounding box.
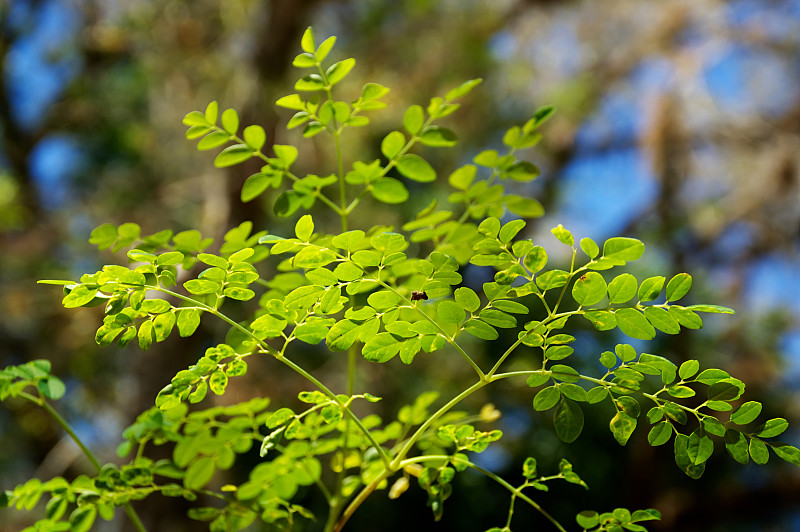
[1,0,799,530]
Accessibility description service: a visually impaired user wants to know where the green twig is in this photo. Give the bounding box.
[18,391,148,532]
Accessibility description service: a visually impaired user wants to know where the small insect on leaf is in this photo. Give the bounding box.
[410,291,428,301]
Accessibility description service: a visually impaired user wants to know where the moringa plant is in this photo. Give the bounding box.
[3,27,799,532]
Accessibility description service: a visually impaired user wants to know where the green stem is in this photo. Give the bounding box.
[334,131,347,232]
[391,379,488,469]
[18,391,148,532]
[451,457,567,532]
[333,470,391,532]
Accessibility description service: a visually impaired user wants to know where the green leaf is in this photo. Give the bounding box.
[695,368,730,385]
[665,273,692,302]
[571,272,607,306]
[454,287,480,313]
[637,276,665,302]
[644,307,680,334]
[214,144,253,167]
[241,171,279,202]
[750,437,769,465]
[533,386,561,411]
[505,195,544,218]
[607,273,638,304]
[326,57,356,85]
[362,82,390,101]
[63,285,99,308]
[725,429,749,464]
[648,421,672,446]
[397,154,436,182]
[300,27,315,53]
[138,320,155,350]
[69,507,97,532]
[609,411,637,445]
[687,304,735,314]
[292,52,317,68]
[707,380,742,402]
[295,214,314,241]
[89,223,118,249]
[506,161,540,181]
[771,443,800,466]
[524,105,556,131]
[419,126,457,147]
[492,300,528,314]
[448,165,476,190]
[371,178,409,204]
[614,308,656,340]
[554,399,584,443]
[580,237,600,259]
[381,131,405,159]
[526,373,549,388]
[362,333,402,363]
[276,94,306,110]
[536,269,569,290]
[583,310,617,331]
[204,101,219,123]
[551,224,573,246]
[603,237,645,262]
[197,131,230,151]
[551,364,580,383]
[687,428,714,465]
[403,105,425,135]
[730,401,762,425]
[184,279,221,295]
[445,78,482,100]
[479,309,516,328]
[463,318,498,340]
[221,108,239,135]
[678,359,700,380]
[367,290,401,310]
[755,418,789,438]
[37,376,66,400]
[599,350,617,368]
[209,370,228,395]
[498,219,526,244]
[330,230,365,251]
[669,306,703,329]
[243,125,266,151]
[674,433,705,479]
[576,511,600,529]
[185,456,216,490]
[316,36,336,61]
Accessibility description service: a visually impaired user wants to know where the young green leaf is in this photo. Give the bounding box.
[551,224,574,247]
[300,27,315,53]
[381,131,405,159]
[444,78,482,100]
[326,58,356,86]
[295,215,314,241]
[403,105,425,135]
